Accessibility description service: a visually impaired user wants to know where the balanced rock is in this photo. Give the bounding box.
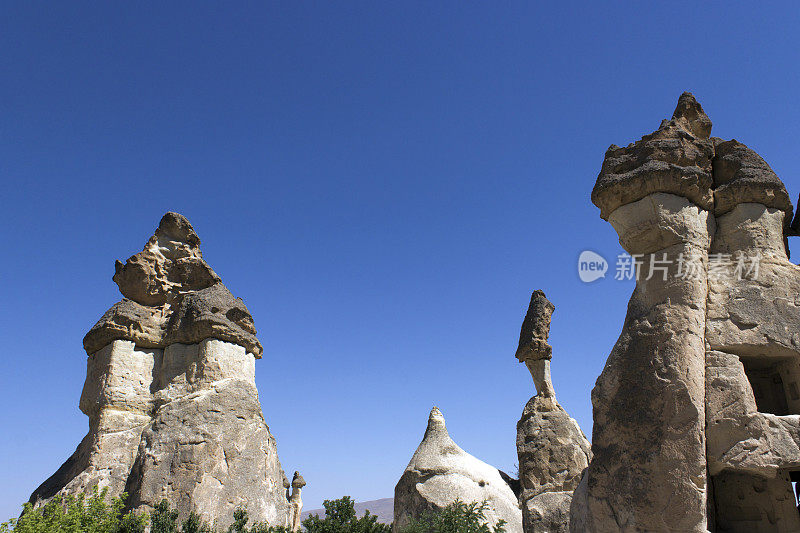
[31,213,294,529]
[515,291,591,533]
[574,93,800,532]
[393,407,523,533]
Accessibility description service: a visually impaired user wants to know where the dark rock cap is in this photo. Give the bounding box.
[515,290,555,363]
[84,212,264,357]
[291,471,306,488]
[592,92,793,225]
[592,92,715,220]
[712,139,793,221]
[672,92,712,139]
[156,212,201,246]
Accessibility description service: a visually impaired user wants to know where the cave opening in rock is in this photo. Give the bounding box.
[740,357,800,416]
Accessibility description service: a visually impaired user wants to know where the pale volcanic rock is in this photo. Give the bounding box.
[577,92,800,532]
[517,396,590,500]
[393,407,523,533]
[514,292,591,533]
[522,492,573,533]
[578,95,715,533]
[31,214,291,529]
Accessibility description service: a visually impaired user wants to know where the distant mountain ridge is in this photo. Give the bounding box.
[300,498,394,525]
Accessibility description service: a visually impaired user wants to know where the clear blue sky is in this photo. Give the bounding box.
[2,1,800,520]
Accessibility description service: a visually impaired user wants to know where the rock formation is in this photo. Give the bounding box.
[393,407,523,533]
[288,471,306,532]
[574,93,800,532]
[515,291,591,533]
[30,213,297,529]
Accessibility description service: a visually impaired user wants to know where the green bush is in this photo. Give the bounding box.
[301,496,390,533]
[398,500,506,533]
[0,488,147,533]
[2,493,405,533]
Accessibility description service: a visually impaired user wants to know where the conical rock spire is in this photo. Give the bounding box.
[671,91,712,139]
[393,407,523,533]
[31,213,292,529]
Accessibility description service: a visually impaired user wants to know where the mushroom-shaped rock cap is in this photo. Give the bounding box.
[515,290,555,363]
[592,92,715,220]
[712,139,793,221]
[291,471,306,489]
[84,212,264,357]
[283,474,291,489]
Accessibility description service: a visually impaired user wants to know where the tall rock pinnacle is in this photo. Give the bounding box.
[31,213,296,529]
[514,292,591,533]
[516,290,556,398]
[573,93,800,532]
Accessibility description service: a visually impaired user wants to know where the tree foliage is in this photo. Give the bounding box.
[301,496,390,533]
[0,488,147,533]
[398,500,506,533]
[2,493,295,533]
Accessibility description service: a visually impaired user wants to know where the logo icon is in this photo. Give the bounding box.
[578,251,608,283]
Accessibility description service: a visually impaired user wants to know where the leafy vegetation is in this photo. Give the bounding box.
[398,500,506,533]
[2,492,502,532]
[301,496,390,533]
[0,488,146,533]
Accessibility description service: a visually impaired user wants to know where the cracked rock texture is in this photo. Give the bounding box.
[393,407,523,533]
[84,212,262,357]
[575,93,800,532]
[30,213,291,529]
[515,292,591,533]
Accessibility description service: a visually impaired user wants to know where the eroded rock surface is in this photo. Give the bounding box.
[393,407,523,533]
[84,212,262,357]
[515,292,591,533]
[31,213,292,528]
[576,92,800,532]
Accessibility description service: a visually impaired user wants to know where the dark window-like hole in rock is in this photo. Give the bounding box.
[741,358,790,416]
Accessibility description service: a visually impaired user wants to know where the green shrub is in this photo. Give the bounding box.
[0,488,147,533]
[301,496,390,533]
[399,500,505,533]
[150,499,180,533]
[3,492,398,533]
[182,511,213,533]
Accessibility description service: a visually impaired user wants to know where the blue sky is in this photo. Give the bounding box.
[2,1,800,519]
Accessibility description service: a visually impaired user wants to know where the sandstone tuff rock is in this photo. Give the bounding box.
[515,290,555,363]
[515,292,591,533]
[393,407,523,533]
[591,92,715,220]
[31,214,293,529]
[576,92,800,532]
[84,212,262,357]
[516,291,557,399]
[712,139,792,220]
[288,472,306,532]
